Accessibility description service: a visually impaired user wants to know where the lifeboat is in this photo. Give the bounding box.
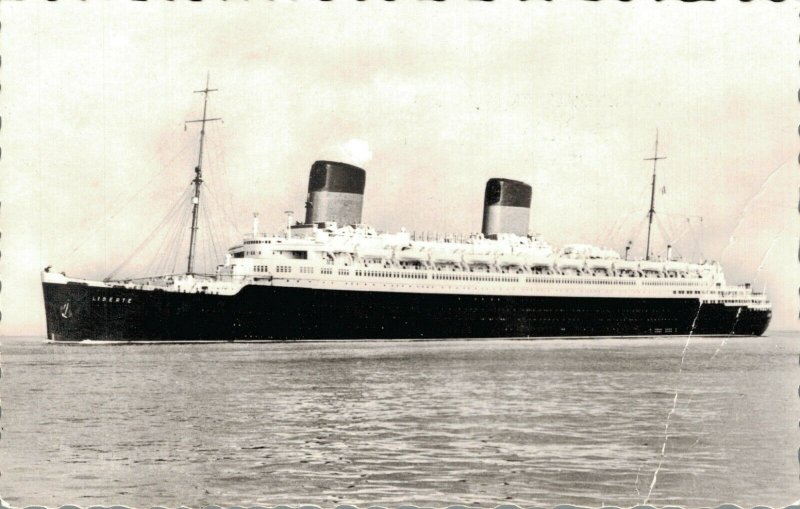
[497,252,525,267]
[663,261,690,278]
[584,258,613,277]
[462,252,496,266]
[396,247,429,262]
[555,259,585,277]
[529,264,555,275]
[430,249,463,264]
[556,257,584,272]
[586,258,613,271]
[354,246,392,259]
[355,246,392,259]
[523,253,555,269]
[613,260,640,276]
[639,260,665,276]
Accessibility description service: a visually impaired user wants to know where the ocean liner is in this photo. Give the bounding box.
[41,86,771,341]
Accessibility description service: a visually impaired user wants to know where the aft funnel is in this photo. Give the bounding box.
[481,178,532,237]
[304,161,367,226]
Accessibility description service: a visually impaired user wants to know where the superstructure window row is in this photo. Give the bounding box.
[263,263,713,288]
[525,277,636,285]
[354,270,427,279]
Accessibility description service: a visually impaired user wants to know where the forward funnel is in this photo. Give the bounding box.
[304,161,367,226]
[481,178,532,237]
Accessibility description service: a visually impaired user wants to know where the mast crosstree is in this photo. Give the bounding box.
[185,74,222,275]
[644,130,666,261]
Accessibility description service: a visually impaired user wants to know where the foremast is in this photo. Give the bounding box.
[184,74,221,275]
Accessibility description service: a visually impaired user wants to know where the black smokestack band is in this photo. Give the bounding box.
[307,161,366,194]
[304,161,366,226]
[484,178,532,208]
[481,178,532,237]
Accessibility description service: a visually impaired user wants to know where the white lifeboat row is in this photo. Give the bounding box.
[246,225,720,281]
[341,233,716,279]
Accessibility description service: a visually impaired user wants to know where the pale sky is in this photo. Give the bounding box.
[1,2,797,335]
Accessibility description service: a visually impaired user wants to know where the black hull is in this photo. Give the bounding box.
[42,282,771,341]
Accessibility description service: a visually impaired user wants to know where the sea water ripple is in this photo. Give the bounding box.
[0,333,797,507]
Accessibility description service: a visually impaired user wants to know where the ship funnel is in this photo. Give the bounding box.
[304,161,366,226]
[481,178,532,237]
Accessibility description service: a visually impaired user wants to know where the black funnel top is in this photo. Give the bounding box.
[308,161,366,195]
[484,178,532,208]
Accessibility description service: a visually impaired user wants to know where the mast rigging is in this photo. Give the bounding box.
[185,73,222,275]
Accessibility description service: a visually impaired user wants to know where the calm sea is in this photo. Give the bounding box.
[0,332,797,508]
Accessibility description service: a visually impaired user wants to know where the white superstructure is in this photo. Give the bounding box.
[48,221,766,313]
